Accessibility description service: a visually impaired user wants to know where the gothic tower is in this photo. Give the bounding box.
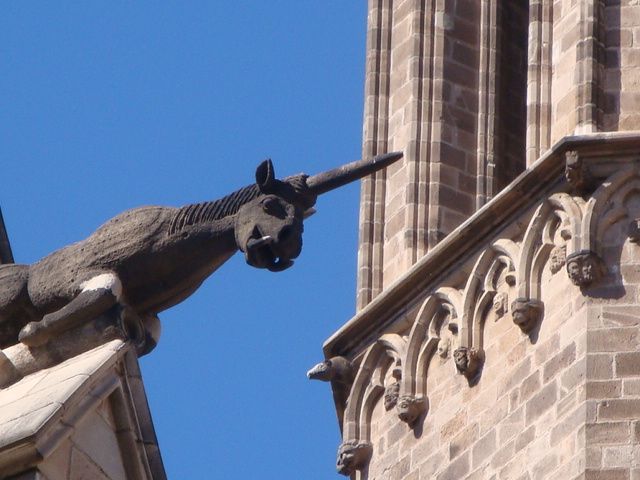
[318,1,640,478]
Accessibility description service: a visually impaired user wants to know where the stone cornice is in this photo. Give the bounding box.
[324,132,640,359]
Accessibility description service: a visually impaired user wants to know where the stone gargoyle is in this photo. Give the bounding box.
[0,152,402,350]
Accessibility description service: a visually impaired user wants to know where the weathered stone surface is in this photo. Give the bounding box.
[1,154,402,349]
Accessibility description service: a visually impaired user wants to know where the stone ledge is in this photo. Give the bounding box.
[324,131,640,358]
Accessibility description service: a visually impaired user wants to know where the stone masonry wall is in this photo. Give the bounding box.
[358,1,640,311]
[327,141,640,479]
[365,269,589,480]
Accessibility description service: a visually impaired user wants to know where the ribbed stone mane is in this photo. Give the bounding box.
[169,184,261,235]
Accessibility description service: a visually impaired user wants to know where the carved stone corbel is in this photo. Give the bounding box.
[306,356,353,384]
[565,250,606,287]
[453,347,484,380]
[492,292,508,318]
[549,245,567,274]
[565,150,594,195]
[436,336,451,358]
[510,298,543,333]
[396,395,426,426]
[336,440,373,476]
[383,381,400,410]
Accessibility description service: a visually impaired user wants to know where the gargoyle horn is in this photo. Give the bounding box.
[306,151,403,195]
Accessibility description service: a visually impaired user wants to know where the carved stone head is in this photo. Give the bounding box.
[436,336,451,358]
[234,161,315,272]
[453,347,483,380]
[306,359,333,381]
[492,292,508,318]
[564,150,592,193]
[549,245,567,274]
[511,297,543,333]
[566,250,604,287]
[336,441,372,476]
[235,154,404,272]
[383,381,400,411]
[396,395,425,425]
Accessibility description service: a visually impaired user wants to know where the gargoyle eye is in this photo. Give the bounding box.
[261,197,285,216]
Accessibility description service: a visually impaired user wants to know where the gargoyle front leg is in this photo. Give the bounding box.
[19,272,123,347]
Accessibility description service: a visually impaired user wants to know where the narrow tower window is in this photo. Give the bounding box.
[495,0,529,191]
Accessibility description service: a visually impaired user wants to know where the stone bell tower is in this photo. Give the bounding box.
[317,1,640,479]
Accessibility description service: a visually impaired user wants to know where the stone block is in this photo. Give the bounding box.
[588,354,614,380]
[588,328,640,353]
[616,352,640,377]
[471,428,496,469]
[550,405,584,446]
[544,342,577,383]
[587,380,622,399]
[526,382,558,424]
[436,451,470,480]
[599,399,640,421]
[449,423,479,460]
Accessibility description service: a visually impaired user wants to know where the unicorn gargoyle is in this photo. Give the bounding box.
[0,152,402,350]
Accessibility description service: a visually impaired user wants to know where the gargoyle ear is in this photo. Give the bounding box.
[256,159,276,193]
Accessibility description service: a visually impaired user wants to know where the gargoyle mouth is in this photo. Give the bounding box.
[246,235,294,272]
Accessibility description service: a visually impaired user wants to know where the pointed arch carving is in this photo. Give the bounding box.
[339,333,408,472]
[461,239,518,345]
[443,239,518,380]
[573,166,640,289]
[397,287,462,424]
[583,165,640,254]
[513,193,582,321]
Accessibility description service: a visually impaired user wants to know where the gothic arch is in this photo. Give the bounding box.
[342,333,407,444]
[460,239,518,350]
[401,288,462,398]
[517,193,582,301]
[582,165,640,254]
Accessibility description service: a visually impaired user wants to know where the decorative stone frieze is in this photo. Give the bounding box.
[511,298,543,333]
[565,150,594,194]
[336,441,372,476]
[566,250,605,287]
[453,347,483,380]
[396,394,426,426]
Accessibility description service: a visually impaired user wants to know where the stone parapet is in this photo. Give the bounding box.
[321,132,640,478]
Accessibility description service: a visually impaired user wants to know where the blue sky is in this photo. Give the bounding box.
[2,3,367,479]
